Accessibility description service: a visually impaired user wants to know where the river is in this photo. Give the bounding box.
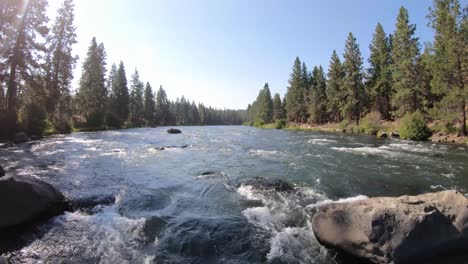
[1,126,467,263]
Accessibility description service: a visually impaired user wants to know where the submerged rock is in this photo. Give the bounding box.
[240,177,295,192]
[13,132,29,144]
[312,190,468,264]
[167,128,182,134]
[0,174,69,229]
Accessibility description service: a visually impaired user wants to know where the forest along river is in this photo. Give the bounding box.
[1,126,468,263]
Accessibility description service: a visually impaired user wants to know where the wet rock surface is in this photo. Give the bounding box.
[312,190,468,264]
[167,128,182,134]
[0,174,69,230]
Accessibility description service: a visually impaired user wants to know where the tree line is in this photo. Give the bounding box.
[0,0,245,140]
[247,1,467,136]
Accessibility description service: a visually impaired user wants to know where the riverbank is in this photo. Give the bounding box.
[251,121,468,145]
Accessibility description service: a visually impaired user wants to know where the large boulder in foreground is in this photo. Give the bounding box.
[167,128,182,134]
[312,191,468,264]
[0,174,69,229]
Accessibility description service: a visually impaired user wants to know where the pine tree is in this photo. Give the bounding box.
[110,61,129,126]
[129,69,144,126]
[368,23,393,120]
[285,57,307,122]
[155,85,170,125]
[143,82,155,125]
[76,37,107,127]
[272,93,284,120]
[46,0,77,123]
[2,0,48,138]
[302,62,311,104]
[342,33,366,125]
[391,6,422,117]
[258,83,273,123]
[326,50,345,123]
[428,0,466,135]
[308,66,328,124]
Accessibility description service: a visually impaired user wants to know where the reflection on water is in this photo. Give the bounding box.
[1,126,467,263]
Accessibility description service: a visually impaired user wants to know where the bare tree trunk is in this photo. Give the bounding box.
[462,98,467,136]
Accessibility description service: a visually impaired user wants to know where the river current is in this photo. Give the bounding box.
[1,126,467,263]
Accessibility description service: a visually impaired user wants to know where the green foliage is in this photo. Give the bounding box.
[129,69,145,126]
[308,66,328,124]
[275,119,286,129]
[272,93,284,121]
[247,83,273,123]
[360,112,382,135]
[326,50,345,123]
[253,120,265,127]
[367,23,392,120]
[391,7,422,117]
[338,119,350,130]
[19,102,47,137]
[285,57,308,123]
[341,33,366,125]
[76,37,108,127]
[399,111,431,140]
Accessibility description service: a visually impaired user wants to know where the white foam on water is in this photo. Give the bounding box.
[441,172,455,179]
[307,194,369,209]
[307,138,337,145]
[331,145,407,158]
[248,149,281,157]
[388,143,437,153]
[237,184,332,262]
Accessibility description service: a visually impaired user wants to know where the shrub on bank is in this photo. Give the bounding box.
[360,112,381,135]
[252,120,265,127]
[275,119,286,129]
[19,102,47,137]
[399,111,430,140]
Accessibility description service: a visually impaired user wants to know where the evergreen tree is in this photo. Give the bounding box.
[342,33,366,125]
[368,23,392,120]
[1,0,48,138]
[129,69,144,126]
[301,62,311,104]
[111,61,129,125]
[391,7,422,117]
[143,82,155,125]
[258,83,273,123]
[308,66,328,124]
[272,93,284,120]
[428,0,466,135]
[155,85,170,125]
[76,37,107,127]
[46,0,77,122]
[285,57,307,122]
[326,50,345,122]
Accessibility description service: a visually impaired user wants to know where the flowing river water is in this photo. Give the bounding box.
[1,126,467,263]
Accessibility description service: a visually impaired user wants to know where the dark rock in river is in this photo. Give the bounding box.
[167,128,182,134]
[0,174,69,230]
[13,132,29,144]
[71,194,115,213]
[312,190,468,264]
[0,165,4,177]
[378,132,388,138]
[390,131,400,138]
[240,177,295,192]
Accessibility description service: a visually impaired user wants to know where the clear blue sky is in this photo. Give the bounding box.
[50,0,444,109]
